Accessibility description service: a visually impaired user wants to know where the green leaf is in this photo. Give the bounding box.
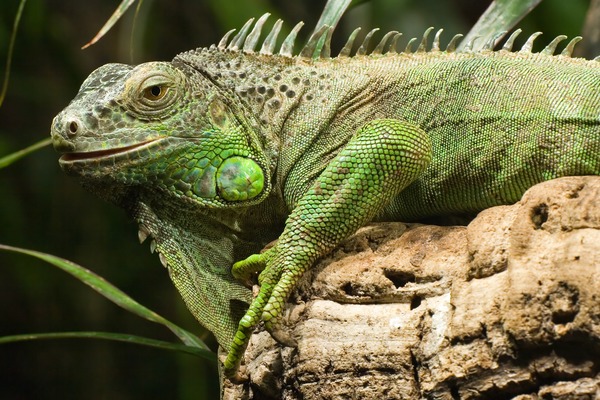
[0,332,216,361]
[314,0,353,34]
[310,0,359,59]
[460,0,544,51]
[0,244,209,351]
[0,137,51,169]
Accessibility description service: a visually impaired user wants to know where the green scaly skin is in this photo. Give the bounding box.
[50,17,600,379]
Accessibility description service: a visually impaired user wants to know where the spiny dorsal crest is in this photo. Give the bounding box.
[213,13,591,60]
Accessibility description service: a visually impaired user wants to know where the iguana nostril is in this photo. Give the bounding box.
[68,121,79,137]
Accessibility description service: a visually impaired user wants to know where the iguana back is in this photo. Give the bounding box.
[174,27,600,220]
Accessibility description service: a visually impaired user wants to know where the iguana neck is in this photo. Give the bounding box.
[80,179,285,349]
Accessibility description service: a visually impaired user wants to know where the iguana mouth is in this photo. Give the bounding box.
[59,138,162,162]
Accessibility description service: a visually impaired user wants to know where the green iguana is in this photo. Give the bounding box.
[50,14,600,378]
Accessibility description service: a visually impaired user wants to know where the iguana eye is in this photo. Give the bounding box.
[143,85,167,101]
[123,62,184,117]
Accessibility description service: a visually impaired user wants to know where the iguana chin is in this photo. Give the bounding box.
[50,13,600,378]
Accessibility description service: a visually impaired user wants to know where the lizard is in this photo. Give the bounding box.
[50,13,600,379]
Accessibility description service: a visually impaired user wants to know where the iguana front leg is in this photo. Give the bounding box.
[224,119,432,377]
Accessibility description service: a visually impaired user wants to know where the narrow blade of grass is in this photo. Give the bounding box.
[82,0,138,49]
[310,0,357,60]
[0,137,51,169]
[0,331,216,361]
[314,0,353,33]
[1,0,27,108]
[0,244,208,350]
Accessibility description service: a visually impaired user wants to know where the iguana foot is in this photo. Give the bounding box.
[231,247,276,281]
[224,248,299,377]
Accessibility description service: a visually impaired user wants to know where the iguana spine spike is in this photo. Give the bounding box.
[280,21,304,57]
[357,28,379,56]
[417,27,434,52]
[138,227,150,244]
[483,31,506,51]
[463,35,480,52]
[387,32,403,54]
[502,29,522,51]
[541,35,567,55]
[218,29,236,50]
[321,27,333,58]
[520,32,542,53]
[260,19,283,55]
[373,31,399,54]
[300,24,330,58]
[445,34,463,52]
[561,36,582,56]
[405,37,417,53]
[158,253,168,269]
[338,27,361,57]
[432,29,444,52]
[228,18,255,51]
[244,13,271,53]
[216,19,589,61]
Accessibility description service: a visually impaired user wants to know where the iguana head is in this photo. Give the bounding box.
[51,61,271,208]
[50,60,276,350]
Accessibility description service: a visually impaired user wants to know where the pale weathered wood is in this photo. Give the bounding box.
[223,176,600,400]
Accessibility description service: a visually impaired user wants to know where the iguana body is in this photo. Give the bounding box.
[50,15,600,377]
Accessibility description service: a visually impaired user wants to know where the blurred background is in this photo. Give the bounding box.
[0,0,591,398]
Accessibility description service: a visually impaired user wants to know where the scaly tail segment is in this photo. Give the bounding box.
[211,13,591,60]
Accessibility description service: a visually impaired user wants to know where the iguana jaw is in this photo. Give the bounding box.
[58,137,164,164]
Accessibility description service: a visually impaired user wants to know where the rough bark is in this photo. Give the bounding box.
[222,176,600,399]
